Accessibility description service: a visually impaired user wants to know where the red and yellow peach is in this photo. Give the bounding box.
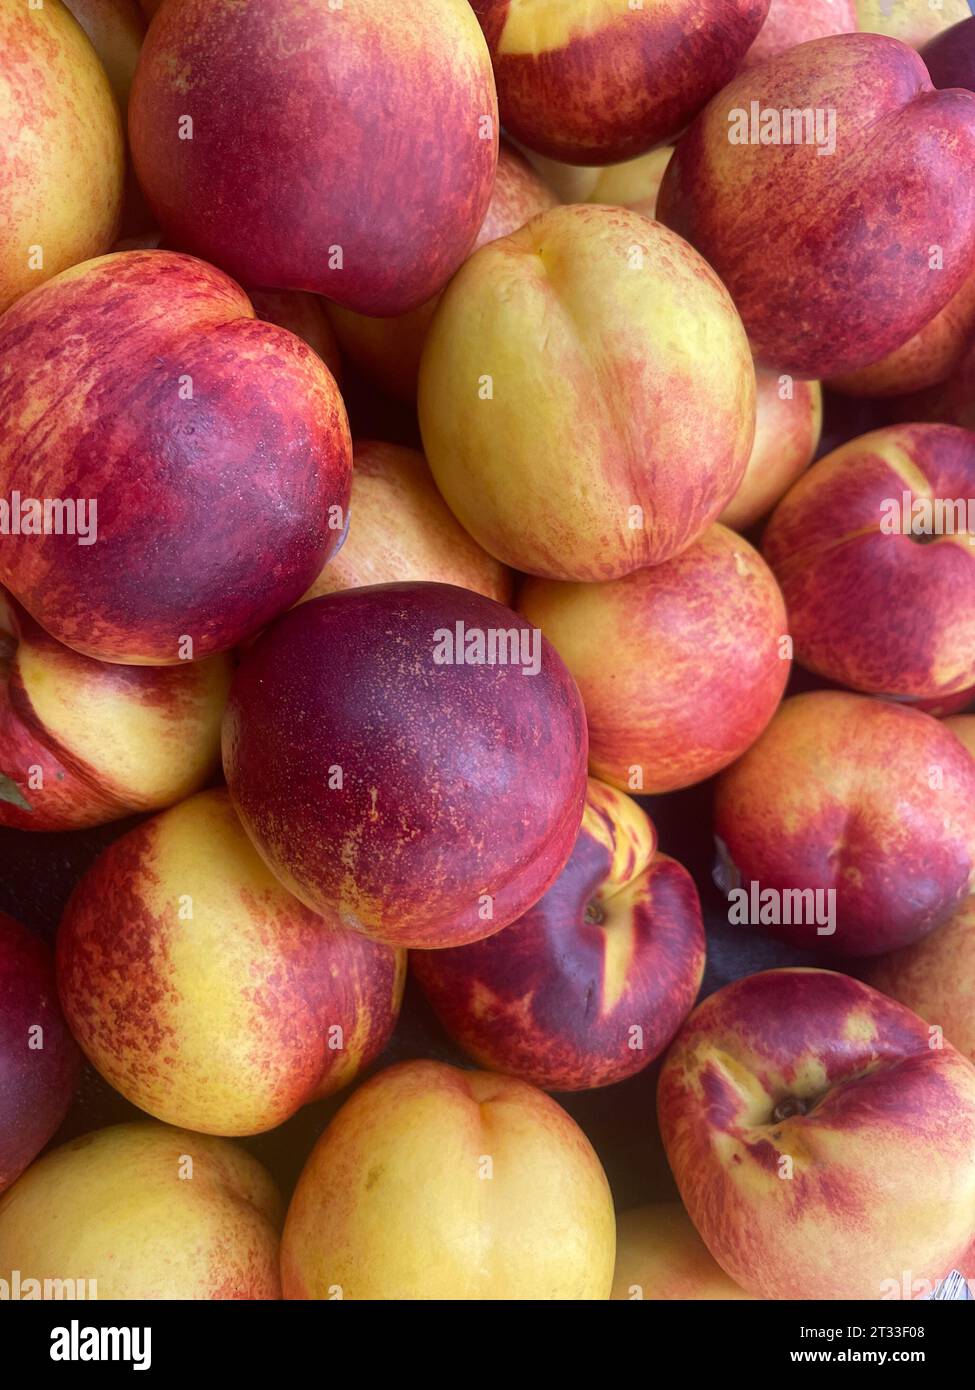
[657,34,975,378]
[520,525,789,793]
[300,442,512,605]
[56,789,405,1135]
[419,204,756,581]
[611,1203,754,1300]
[719,369,822,531]
[0,251,351,665]
[658,968,975,1300]
[0,590,230,830]
[130,0,498,315]
[763,425,975,701]
[714,691,975,955]
[0,0,123,313]
[470,0,770,165]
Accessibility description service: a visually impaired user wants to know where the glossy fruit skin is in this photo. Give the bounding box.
[0,912,80,1194]
[280,1059,617,1299]
[519,525,790,794]
[0,0,124,313]
[763,425,975,701]
[419,204,756,583]
[471,0,770,165]
[223,582,588,949]
[129,0,499,315]
[714,691,975,956]
[658,33,975,377]
[56,790,406,1136]
[412,779,705,1091]
[0,590,231,831]
[658,968,975,1300]
[0,251,352,664]
[0,1121,283,1299]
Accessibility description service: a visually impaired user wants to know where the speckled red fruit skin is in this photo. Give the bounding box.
[129,0,498,315]
[222,583,589,950]
[0,251,351,664]
[0,913,80,1193]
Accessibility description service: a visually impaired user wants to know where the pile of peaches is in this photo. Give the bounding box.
[3,0,975,1304]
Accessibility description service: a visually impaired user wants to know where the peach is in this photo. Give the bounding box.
[0,590,230,831]
[419,204,756,582]
[280,1060,616,1299]
[129,0,498,315]
[0,913,80,1195]
[658,968,975,1300]
[325,141,556,403]
[0,0,123,313]
[519,525,789,793]
[611,1203,754,1300]
[744,0,858,66]
[56,789,405,1135]
[714,691,975,955]
[719,369,822,530]
[0,251,351,665]
[657,34,975,377]
[470,0,770,164]
[763,425,975,701]
[856,0,971,49]
[0,1122,282,1299]
[301,442,512,605]
[223,583,588,949]
[412,779,705,1091]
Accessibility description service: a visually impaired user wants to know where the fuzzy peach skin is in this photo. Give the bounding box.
[866,895,975,1064]
[64,0,145,108]
[829,270,975,397]
[281,1059,615,1299]
[520,526,789,794]
[57,790,405,1135]
[470,0,769,165]
[744,0,858,66]
[763,425,975,701]
[130,0,498,316]
[412,779,705,1091]
[248,289,341,384]
[0,1122,283,1299]
[0,0,123,314]
[657,34,975,378]
[301,442,512,605]
[223,583,588,949]
[856,0,970,49]
[325,142,555,403]
[714,691,975,956]
[0,913,80,1195]
[658,968,975,1301]
[719,369,822,530]
[612,1203,754,1300]
[0,590,230,831]
[419,204,756,582]
[0,251,351,665]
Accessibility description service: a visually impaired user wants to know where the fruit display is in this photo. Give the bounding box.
[3,0,975,1317]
